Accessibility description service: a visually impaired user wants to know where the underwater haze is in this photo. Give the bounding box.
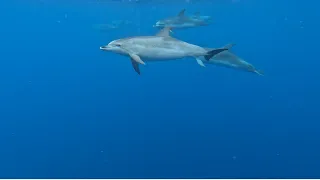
[1,0,320,178]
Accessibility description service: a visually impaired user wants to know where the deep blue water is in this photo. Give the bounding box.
[1,0,320,178]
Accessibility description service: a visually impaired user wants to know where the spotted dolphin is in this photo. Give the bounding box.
[154,9,211,29]
[100,27,231,74]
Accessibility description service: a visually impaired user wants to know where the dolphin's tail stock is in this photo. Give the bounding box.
[204,43,235,61]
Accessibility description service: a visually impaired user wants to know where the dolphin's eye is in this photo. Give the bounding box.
[115,44,121,47]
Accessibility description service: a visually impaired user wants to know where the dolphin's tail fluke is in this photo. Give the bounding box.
[204,43,235,61]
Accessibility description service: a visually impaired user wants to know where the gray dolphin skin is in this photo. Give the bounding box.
[196,46,264,76]
[100,27,231,75]
[154,9,211,29]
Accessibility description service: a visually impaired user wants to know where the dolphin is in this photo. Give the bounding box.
[154,9,211,29]
[191,12,212,22]
[196,45,264,76]
[100,27,231,75]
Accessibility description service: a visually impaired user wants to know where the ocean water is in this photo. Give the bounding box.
[0,0,319,178]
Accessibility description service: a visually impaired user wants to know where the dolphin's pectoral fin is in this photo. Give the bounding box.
[195,58,206,67]
[130,58,141,75]
[156,27,172,37]
[178,9,186,17]
[129,53,145,65]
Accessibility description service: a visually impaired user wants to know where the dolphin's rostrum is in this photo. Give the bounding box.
[100,27,231,75]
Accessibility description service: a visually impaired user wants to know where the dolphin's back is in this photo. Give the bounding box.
[121,36,207,60]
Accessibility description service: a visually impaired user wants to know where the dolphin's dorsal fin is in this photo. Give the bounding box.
[156,27,172,37]
[177,9,186,17]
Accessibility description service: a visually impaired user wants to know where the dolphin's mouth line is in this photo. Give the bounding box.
[100,45,112,50]
[100,45,125,51]
[154,22,166,27]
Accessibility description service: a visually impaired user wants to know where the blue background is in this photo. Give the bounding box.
[0,0,319,178]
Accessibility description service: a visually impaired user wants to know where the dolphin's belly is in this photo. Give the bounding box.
[208,59,240,68]
[139,48,188,60]
[170,23,199,28]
